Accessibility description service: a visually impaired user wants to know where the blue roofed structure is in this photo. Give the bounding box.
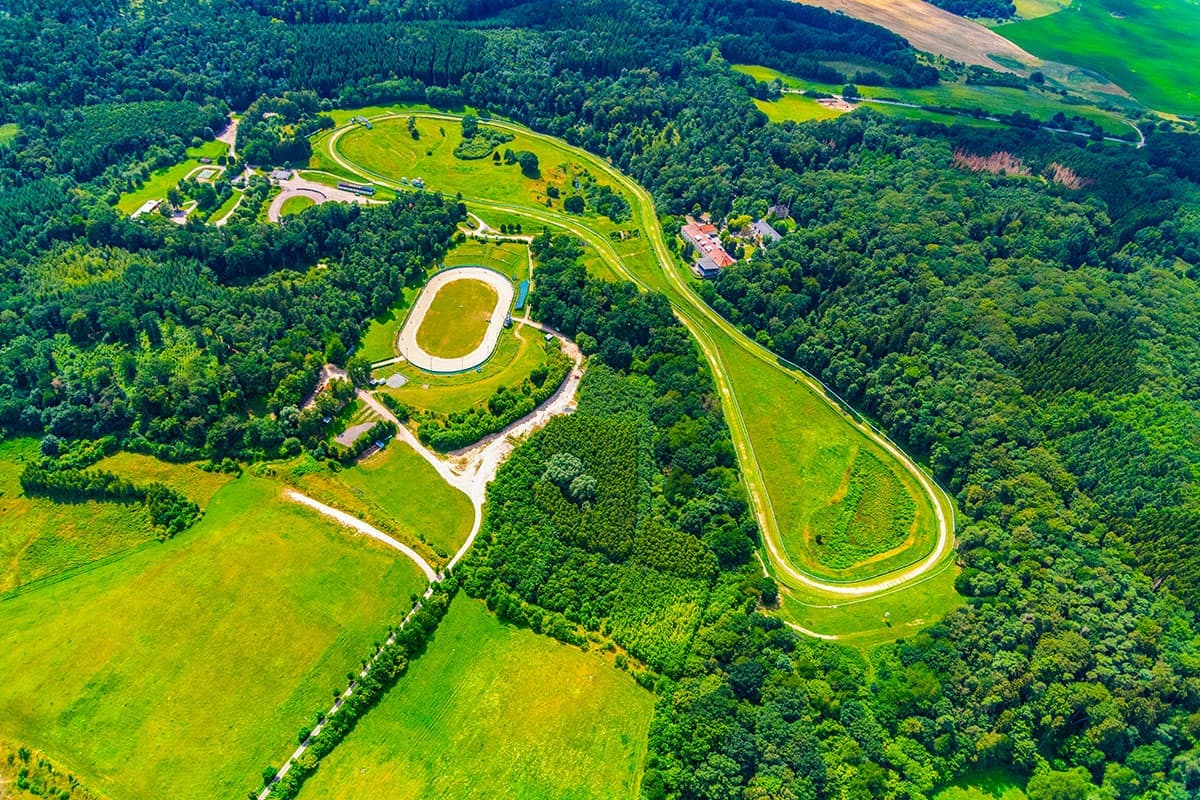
[515,279,530,310]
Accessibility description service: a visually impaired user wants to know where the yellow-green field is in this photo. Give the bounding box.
[415,278,498,359]
[0,474,427,800]
[444,238,530,281]
[0,123,18,148]
[295,597,653,800]
[283,442,474,561]
[752,94,845,124]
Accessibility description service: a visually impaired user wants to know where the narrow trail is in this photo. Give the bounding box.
[321,111,956,602]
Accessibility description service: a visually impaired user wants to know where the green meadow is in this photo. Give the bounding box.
[280,194,316,216]
[415,277,498,359]
[999,0,1200,114]
[0,123,19,148]
[444,238,530,281]
[284,441,474,561]
[0,474,428,800]
[295,597,653,800]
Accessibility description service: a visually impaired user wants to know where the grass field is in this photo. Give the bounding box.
[999,0,1200,114]
[0,474,427,800]
[280,195,316,216]
[752,94,845,123]
[736,64,1132,136]
[379,325,553,416]
[445,239,530,281]
[415,278,498,359]
[295,597,653,800]
[934,768,1028,800]
[116,139,229,215]
[0,123,18,148]
[0,440,231,595]
[284,441,474,561]
[1012,0,1070,19]
[330,115,625,213]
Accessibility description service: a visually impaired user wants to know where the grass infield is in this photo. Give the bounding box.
[414,277,499,359]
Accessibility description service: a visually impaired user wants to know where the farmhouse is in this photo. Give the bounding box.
[130,199,160,219]
[270,169,293,182]
[681,218,734,279]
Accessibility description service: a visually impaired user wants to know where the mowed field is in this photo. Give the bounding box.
[280,194,316,216]
[415,278,498,358]
[116,139,229,214]
[999,0,1200,114]
[445,239,530,281]
[327,115,626,211]
[0,474,428,800]
[379,325,553,416]
[295,598,653,800]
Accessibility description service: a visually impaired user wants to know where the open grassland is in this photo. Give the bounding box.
[280,195,316,216]
[379,326,552,416]
[0,440,162,594]
[1012,0,1070,19]
[116,139,229,214]
[94,451,233,506]
[359,285,421,363]
[295,597,653,800]
[0,475,427,800]
[721,344,940,582]
[999,0,1200,114]
[283,442,474,561]
[415,277,498,358]
[0,123,18,147]
[445,238,530,281]
[332,115,625,212]
[752,94,844,123]
[735,64,1132,136]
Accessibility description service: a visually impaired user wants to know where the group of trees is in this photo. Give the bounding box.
[20,463,200,536]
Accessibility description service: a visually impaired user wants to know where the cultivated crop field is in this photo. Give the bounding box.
[998,0,1200,114]
[414,278,498,359]
[294,598,653,800]
[0,474,427,800]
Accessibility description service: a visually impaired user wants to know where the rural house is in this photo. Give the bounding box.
[681,218,735,279]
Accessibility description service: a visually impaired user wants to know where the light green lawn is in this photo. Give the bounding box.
[280,195,316,216]
[296,597,652,800]
[0,475,426,800]
[935,768,1028,800]
[734,64,1133,136]
[0,123,18,148]
[415,278,499,359]
[116,139,229,214]
[379,325,552,416]
[286,441,474,561]
[752,95,845,123]
[1011,0,1070,19]
[999,0,1200,114]
[94,451,233,506]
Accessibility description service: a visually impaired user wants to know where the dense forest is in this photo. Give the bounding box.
[3,0,1200,798]
[925,0,1015,19]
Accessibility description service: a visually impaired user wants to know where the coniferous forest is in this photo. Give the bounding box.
[2,0,1200,798]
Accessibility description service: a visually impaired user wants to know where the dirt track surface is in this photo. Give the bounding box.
[396,267,515,373]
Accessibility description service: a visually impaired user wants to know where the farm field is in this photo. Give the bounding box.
[0,474,428,800]
[0,440,225,595]
[735,64,1134,136]
[280,194,315,216]
[1011,0,1069,19]
[998,0,1200,114]
[295,597,653,800]
[415,277,498,358]
[379,325,554,416]
[116,138,229,214]
[284,441,474,561]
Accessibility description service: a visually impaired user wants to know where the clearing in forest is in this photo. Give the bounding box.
[294,597,653,800]
[0,474,428,800]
